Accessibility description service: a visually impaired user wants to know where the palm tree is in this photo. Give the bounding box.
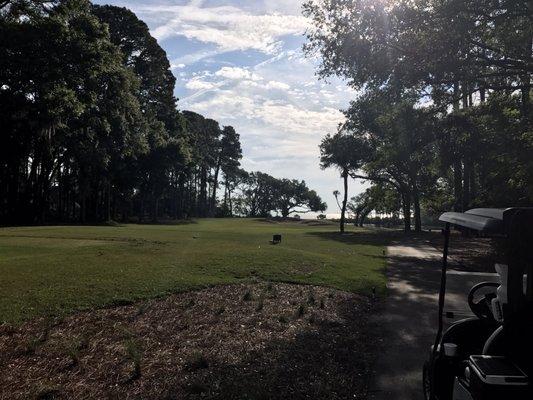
[319,130,369,233]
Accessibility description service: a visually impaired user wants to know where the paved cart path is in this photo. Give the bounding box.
[368,236,498,400]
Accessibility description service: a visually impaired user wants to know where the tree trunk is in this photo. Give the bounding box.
[211,162,221,217]
[521,33,532,122]
[152,194,159,223]
[462,160,471,210]
[470,163,477,204]
[412,183,422,232]
[228,188,233,217]
[340,168,348,233]
[359,208,370,227]
[453,159,463,211]
[80,191,86,224]
[105,181,111,222]
[139,196,145,223]
[199,166,207,217]
[401,192,411,232]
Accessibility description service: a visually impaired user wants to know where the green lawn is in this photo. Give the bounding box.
[0,219,388,324]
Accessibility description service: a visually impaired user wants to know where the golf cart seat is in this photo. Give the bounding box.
[424,208,533,400]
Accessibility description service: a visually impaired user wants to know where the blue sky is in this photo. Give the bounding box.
[94,0,368,215]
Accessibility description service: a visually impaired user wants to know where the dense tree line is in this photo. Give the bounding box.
[310,0,533,232]
[0,0,325,224]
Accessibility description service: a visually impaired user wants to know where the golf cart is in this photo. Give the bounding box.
[423,208,533,400]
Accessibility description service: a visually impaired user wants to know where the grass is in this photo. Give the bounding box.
[0,218,389,325]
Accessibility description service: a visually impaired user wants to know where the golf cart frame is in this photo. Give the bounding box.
[424,208,533,400]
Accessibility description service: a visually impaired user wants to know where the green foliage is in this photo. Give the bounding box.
[235,172,326,217]
[306,0,533,228]
[304,0,532,93]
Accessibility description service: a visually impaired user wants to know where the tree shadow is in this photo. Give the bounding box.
[306,230,404,247]
[134,219,199,226]
[173,297,378,400]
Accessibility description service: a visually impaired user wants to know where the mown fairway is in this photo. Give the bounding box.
[0,219,387,324]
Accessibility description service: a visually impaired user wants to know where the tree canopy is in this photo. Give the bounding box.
[0,0,325,224]
[306,0,533,232]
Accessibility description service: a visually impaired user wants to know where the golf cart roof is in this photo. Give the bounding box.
[439,208,522,234]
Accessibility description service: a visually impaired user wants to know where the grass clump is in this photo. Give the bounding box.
[124,338,142,380]
[320,298,326,309]
[24,336,43,355]
[307,291,316,306]
[136,303,149,316]
[63,336,89,367]
[296,304,306,318]
[242,290,253,301]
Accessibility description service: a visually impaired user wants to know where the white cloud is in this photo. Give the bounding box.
[135,3,309,54]
[265,80,291,90]
[215,66,262,81]
[188,90,344,138]
[185,78,217,90]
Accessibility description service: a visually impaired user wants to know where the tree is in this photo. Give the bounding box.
[233,173,326,218]
[304,0,532,100]
[211,126,242,216]
[344,90,437,232]
[0,0,146,223]
[93,4,189,222]
[348,183,401,227]
[182,111,221,217]
[275,179,327,218]
[320,130,370,232]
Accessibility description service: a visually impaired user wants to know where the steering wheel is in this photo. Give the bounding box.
[468,282,499,320]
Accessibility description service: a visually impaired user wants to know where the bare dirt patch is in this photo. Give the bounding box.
[0,283,375,400]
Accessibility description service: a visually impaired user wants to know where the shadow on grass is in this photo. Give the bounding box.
[306,230,402,247]
[132,218,198,226]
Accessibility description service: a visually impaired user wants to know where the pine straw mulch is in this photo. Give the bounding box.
[0,283,375,400]
[428,232,498,272]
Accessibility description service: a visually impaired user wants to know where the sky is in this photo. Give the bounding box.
[94,0,368,216]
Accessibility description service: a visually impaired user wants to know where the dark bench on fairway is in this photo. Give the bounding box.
[269,234,282,245]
